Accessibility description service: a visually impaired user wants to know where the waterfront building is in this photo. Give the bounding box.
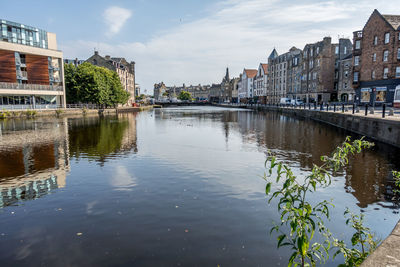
[209,83,222,103]
[337,54,355,102]
[267,49,288,104]
[86,52,135,106]
[300,37,352,103]
[230,77,240,103]
[238,68,257,103]
[352,9,400,105]
[135,84,141,98]
[255,63,268,103]
[220,68,232,103]
[286,47,303,101]
[0,19,66,108]
[153,82,167,100]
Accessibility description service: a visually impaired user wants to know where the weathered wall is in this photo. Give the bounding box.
[255,106,400,148]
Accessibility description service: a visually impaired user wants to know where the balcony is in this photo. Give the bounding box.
[0,82,63,92]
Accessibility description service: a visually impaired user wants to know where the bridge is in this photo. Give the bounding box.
[154,101,210,107]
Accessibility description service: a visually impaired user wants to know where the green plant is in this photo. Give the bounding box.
[0,110,11,119]
[177,90,192,101]
[25,110,37,118]
[333,209,379,267]
[393,171,400,195]
[55,109,64,117]
[264,137,374,267]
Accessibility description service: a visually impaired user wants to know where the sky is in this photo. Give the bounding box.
[2,0,400,94]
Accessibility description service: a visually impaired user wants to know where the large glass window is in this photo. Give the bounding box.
[375,87,387,102]
[353,72,359,82]
[361,88,370,102]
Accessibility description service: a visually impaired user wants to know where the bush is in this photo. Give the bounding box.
[25,110,37,118]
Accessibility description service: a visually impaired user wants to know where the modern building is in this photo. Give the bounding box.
[86,52,136,106]
[352,9,400,105]
[0,19,65,108]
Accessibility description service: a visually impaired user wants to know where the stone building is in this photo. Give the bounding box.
[300,37,351,103]
[209,83,222,103]
[220,68,232,103]
[267,49,288,104]
[337,54,354,102]
[230,77,239,103]
[286,47,303,101]
[153,82,167,100]
[352,9,400,105]
[255,63,268,103]
[86,52,135,106]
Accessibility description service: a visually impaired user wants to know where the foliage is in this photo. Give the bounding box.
[178,90,192,101]
[0,110,11,119]
[393,171,400,195]
[25,110,37,118]
[333,209,379,267]
[55,109,64,116]
[162,92,169,97]
[136,94,146,101]
[264,137,374,267]
[64,62,130,106]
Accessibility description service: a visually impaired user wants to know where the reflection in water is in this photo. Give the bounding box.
[0,113,138,207]
[68,113,138,164]
[0,107,398,266]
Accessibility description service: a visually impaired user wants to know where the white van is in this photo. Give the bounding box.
[280,98,291,105]
[291,99,304,106]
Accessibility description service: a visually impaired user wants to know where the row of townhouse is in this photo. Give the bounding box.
[238,9,400,105]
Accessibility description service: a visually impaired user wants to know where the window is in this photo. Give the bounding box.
[383,68,389,79]
[354,56,360,66]
[384,33,390,44]
[353,72,359,82]
[316,47,320,54]
[396,67,400,78]
[344,82,348,89]
[373,53,377,62]
[383,50,389,62]
[344,47,347,55]
[398,48,400,59]
[344,70,349,78]
[355,40,361,49]
[371,70,375,79]
[374,36,378,45]
[310,49,313,57]
[335,46,339,54]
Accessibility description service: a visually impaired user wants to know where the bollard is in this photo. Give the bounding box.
[334,104,336,112]
[342,104,345,113]
[382,104,386,118]
[308,103,311,110]
[365,104,368,116]
[326,104,329,111]
[352,104,355,114]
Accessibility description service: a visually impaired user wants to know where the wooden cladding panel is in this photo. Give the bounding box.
[26,54,49,85]
[0,50,17,83]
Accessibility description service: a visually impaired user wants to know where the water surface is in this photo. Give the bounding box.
[0,106,398,266]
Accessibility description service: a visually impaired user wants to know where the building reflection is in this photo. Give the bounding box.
[228,110,400,209]
[0,113,138,207]
[0,118,70,208]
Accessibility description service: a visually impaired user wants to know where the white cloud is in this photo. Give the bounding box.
[62,0,400,94]
[103,6,132,36]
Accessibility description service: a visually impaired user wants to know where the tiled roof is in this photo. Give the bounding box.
[382,14,400,30]
[261,63,268,74]
[244,69,257,78]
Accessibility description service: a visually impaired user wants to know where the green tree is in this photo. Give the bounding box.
[64,62,130,106]
[178,90,191,101]
[264,137,377,267]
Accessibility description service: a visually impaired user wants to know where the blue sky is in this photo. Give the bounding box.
[2,0,400,94]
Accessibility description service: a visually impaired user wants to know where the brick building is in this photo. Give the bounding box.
[352,9,400,105]
[286,47,302,101]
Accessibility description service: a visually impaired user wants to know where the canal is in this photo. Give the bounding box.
[0,106,398,266]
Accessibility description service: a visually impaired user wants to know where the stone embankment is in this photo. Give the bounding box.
[0,105,154,119]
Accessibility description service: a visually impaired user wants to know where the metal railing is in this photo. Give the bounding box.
[0,82,63,92]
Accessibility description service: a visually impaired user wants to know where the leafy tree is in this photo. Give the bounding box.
[162,92,169,97]
[264,137,377,267]
[178,90,191,101]
[64,62,130,106]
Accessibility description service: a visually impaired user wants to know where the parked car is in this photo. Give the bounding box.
[291,99,304,106]
[280,98,291,105]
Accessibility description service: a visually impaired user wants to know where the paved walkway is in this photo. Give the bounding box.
[361,221,400,267]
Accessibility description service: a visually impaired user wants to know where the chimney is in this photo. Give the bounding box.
[94,51,99,55]
[105,55,111,60]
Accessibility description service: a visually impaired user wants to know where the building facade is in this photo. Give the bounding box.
[286,47,303,101]
[0,19,65,108]
[86,52,136,106]
[352,9,400,105]
[337,54,354,102]
[239,69,257,102]
[268,49,288,104]
[255,63,268,103]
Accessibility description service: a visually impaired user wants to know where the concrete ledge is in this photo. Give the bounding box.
[361,221,400,267]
